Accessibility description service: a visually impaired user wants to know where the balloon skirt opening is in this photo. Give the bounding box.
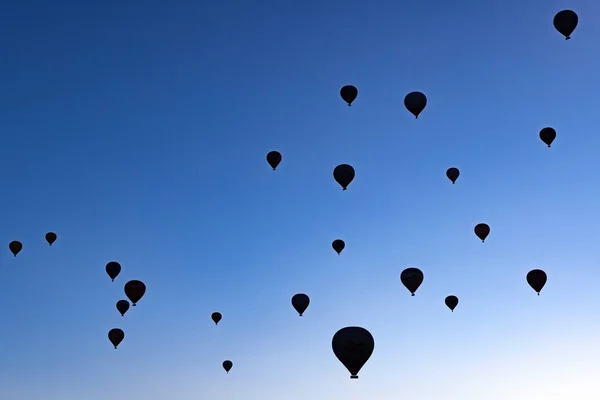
[350,375,358,379]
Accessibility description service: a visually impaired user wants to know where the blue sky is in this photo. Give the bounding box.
[1,0,600,398]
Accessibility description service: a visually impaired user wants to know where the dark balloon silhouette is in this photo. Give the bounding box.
[539,127,556,147]
[527,269,547,295]
[124,280,146,306]
[222,360,233,373]
[291,293,310,316]
[9,241,22,257]
[340,85,358,106]
[108,328,125,349]
[474,223,490,242]
[105,261,121,281]
[401,268,424,296]
[404,91,427,118]
[553,10,578,40]
[116,300,130,316]
[332,239,345,255]
[211,312,222,325]
[45,232,57,246]
[332,326,374,379]
[446,167,460,184]
[266,151,282,170]
[333,164,355,190]
[445,295,459,312]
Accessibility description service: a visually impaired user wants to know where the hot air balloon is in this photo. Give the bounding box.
[539,127,556,147]
[291,293,310,316]
[9,241,22,257]
[553,10,578,40]
[266,151,282,170]
[116,300,130,316]
[445,295,459,312]
[45,232,57,246]
[105,262,121,281]
[404,91,427,118]
[332,326,374,379]
[333,164,355,190]
[211,312,222,325]
[474,223,490,242]
[108,328,125,349]
[527,269,547,295]
[332,239,345,255]
[124,280,146,306]
[340,85,358,106]
[400,268,424,296]
[222,360,233,373]
[446,167,460,184]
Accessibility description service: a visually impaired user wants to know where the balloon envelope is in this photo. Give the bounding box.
[116,300,130,316]
[333,164,355,190]
[332,326,374,379]
[45,232,57,246]
[474,223,490,242]
[445,295,459,311]
[400,267,424,296]
[553,10,578,40]
[527,269,547,295]
[340,85,358,106]
[124,280,146,306]
[105,261,121,281]
[211,312,222,325]
[291,293,310,316]
[446,167,459,184]
[404,91,427,118]
[9,241,22,257]
[332,239,345,255]
[222,360,233,373]
[108,328,125,349]
[266,151,282,170]
[539,127,556,147]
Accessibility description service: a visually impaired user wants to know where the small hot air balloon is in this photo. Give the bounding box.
[45,232,57,246]
[116,300,130,316]
[332,326,374,379]
[446,167,460,184]
[291,293,310,316]
[527,269,547,295]
[400,268,424,296]
[105,261,121,281]
[340,85,358,106]
[445,295,459,312]
[553,10,578,40]
[9,241,22,257]
[108,328,125,349]
[539,127,556,147]
[266,151,282,170]
[474,223,490,242]
[211,312,222,325]
[332,239,345,255]
[404,92,427,118]
[333,164,355,190]
[124,280,146,306]
[222,360,233,373]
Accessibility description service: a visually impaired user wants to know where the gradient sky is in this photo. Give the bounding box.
[2,0,600,399]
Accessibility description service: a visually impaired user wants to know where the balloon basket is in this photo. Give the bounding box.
[350,375,358,379]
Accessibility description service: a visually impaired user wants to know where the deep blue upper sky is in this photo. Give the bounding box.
[2,0,600,399]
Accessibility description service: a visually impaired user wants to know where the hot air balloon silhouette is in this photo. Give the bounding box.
[105,261,121,281]
[45,232,57,246]
[332,239,345,255]
[474,223,490,242]
[539,127,556,147]
[333,164,355,190]
[527,269,547,295]
[9,241,22,257]
[400,267,424,296]
[291,293,310,316]
[211,312,222,325]
[222,360,233,373]
[332,327,374,379]
[404,91,427,118]
[553,10,578,40]
[124,280,146,306]
[445,295,459,312]
[340,85,358,106]
[116,300,130,316]
[446,168,459,184]
[266,151,282,170]
[108,328,125,349]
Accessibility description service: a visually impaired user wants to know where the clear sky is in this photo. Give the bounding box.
[1,0,600,399]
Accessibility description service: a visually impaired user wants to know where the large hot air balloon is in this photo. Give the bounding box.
[553,10,578,40]
[266,151,282,170]
[332,239,345,255]
[332,326,374,379]
[539,127,556,147]
[445,295,459,312]
[404,92,427,118]
[527,269,547,295]
[333,164,355,190]
[222,360,233,373]
[124,280,146,306]
[211,312,222,325]
[108,328,125,349]
[400,268,423,296]
[446,167,459,184]
[474,223,490,242]
[340,85,358,106]
[116,300,130,316]
[45,232,57,246]
[9,241,22,257]
[105,261,121,281]
[291,293,310,316]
